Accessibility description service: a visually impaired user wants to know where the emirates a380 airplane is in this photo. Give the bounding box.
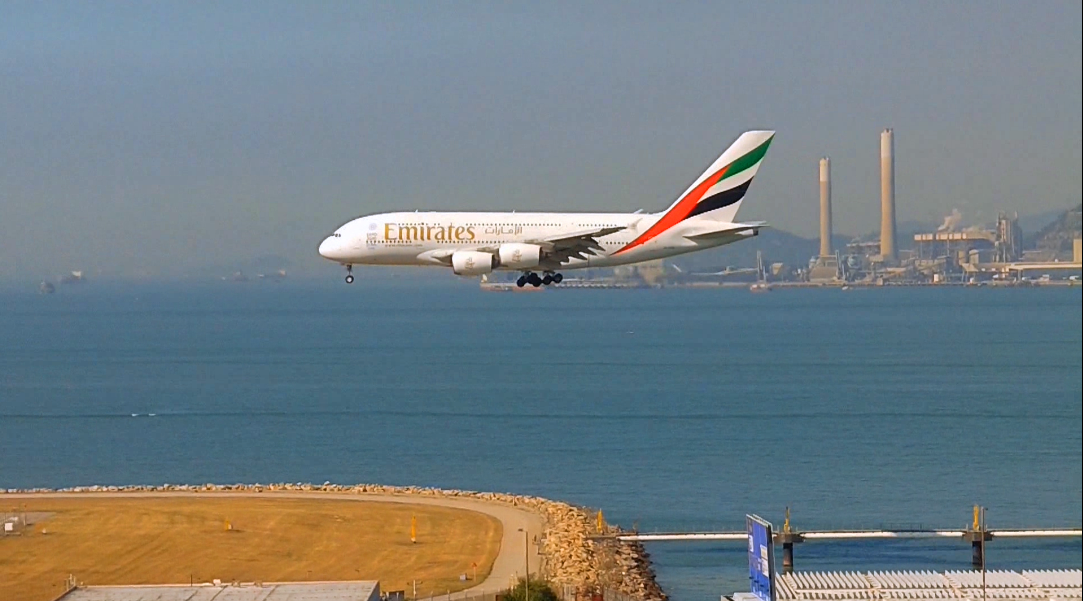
[318,130,774,287]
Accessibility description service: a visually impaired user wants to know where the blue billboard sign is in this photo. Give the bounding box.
[747,515,776,601]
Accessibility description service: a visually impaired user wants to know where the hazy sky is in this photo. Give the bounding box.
[2,1,1080,279]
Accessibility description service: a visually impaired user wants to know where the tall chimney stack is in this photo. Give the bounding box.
[880,128,897,261]
[819,157,832,257]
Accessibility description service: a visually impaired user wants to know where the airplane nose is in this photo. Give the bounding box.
[318,236,338,260]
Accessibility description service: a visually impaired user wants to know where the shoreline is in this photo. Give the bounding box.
[482,279,1082,290]
[3,483,667,601]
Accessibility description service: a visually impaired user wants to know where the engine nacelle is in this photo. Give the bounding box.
[451,250,496,276]
[498,243,543,269]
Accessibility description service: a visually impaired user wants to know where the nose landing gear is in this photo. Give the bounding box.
[345,265,354,284]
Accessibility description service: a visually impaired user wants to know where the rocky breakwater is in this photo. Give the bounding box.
[3,482,666,601]
[597,527,667,601]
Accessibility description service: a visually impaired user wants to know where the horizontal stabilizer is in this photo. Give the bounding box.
[683,221,769,241]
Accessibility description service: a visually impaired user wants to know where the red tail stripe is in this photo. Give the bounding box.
[614,165,730,255]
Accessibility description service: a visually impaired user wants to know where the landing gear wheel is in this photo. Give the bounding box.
[528,273,542,287]
[542,274,553,286]
[516,276,527,288]
[345,265,354,284]
[553,273,564,284]
[345,274,354,284]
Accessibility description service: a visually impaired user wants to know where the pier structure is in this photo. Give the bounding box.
[598,507,1080,571]
[777,508,805,573]
[621,529,1083,542]
[964,505,992,570]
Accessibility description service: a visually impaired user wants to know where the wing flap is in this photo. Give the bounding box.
[529,225,627,267]
[530,226,625,250]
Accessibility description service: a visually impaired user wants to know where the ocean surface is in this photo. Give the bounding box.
[2,280,1081,600]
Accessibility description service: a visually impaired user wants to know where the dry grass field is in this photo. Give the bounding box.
[0,495,503,601]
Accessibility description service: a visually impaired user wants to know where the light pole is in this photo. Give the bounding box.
[981,507,987,601]
[518,528,529,601]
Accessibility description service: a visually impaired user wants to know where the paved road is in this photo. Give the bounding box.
[4,491,546,597]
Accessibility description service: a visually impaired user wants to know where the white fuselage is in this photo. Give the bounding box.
[318,130,775,280]
[318,210,754,272]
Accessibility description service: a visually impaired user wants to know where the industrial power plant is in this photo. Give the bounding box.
[801,128,1082,285]
[772,127,1082,287]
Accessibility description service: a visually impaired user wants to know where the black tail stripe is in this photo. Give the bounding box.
[684,180,753,220]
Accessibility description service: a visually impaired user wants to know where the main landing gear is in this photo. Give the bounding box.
[344,265,354,284]
[516,271,563,288]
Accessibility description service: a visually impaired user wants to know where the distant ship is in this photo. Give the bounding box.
[59,270,85,284]
[257,269,288,282]
[39,281,55,294]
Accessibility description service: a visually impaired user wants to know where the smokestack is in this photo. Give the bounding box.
[819,157,832,257]
[880,128,897,261]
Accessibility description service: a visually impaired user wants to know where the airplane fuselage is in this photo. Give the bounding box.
[318,210,755,272]
[317,129,775,285]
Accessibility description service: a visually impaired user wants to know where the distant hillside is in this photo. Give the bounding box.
[851,208,1078,253]
[1018,208,1069,236]
[1029,203,1082,259]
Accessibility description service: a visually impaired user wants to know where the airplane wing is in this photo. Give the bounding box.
[419,225,627,268]
[529,226,626,267]
[683,221,769,241]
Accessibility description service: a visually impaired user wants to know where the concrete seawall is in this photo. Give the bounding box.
[3,483,667,601]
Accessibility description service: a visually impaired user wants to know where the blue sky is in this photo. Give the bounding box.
[1,1,1080,278]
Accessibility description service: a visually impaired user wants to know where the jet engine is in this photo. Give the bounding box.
[451,250,497,276]
[497,243,543,269]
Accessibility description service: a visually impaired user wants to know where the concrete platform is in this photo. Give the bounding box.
[55,580,380,601]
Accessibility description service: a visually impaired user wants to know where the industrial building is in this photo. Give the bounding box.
[911,213,1020,263]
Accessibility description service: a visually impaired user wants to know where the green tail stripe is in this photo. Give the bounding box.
[719,136,773,182]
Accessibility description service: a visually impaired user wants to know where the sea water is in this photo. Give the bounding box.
[2,280,1080,600]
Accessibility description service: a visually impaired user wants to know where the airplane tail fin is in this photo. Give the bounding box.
[661,130,774,223]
